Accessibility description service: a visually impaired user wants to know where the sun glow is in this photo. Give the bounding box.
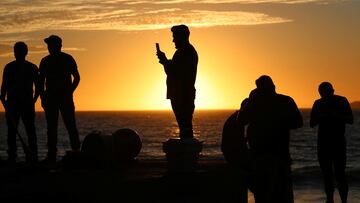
[131,71,225,110]
[195,74,225,110]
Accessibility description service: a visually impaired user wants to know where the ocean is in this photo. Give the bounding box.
[0,109,359,202]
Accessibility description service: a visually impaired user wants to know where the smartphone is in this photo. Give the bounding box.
[155,43,160,52]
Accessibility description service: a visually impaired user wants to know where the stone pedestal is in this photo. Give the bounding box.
[163,138,203,173]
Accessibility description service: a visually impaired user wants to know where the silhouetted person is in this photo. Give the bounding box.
[310,82,353,203]
[238,75,303,203]
[156,25,198,139]
[0,42,39,163]
[221,98,251,203]
[39,35,81,163]
[222,98,249,166]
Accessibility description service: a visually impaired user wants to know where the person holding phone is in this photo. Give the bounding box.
[156,25,198,139]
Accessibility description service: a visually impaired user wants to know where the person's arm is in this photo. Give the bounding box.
[38,60,46,107]
[33,65,40,103]
[38,61,45,94]
[163,60,172,75]
[157,50,173,75]
[236,91,256,125]
[69,56,80,93]
[0,66,8,106]
[0,65,10,106]
[342,97,354,125]
[310,102,319,128]
[71,69,80,93]
[183,47,198,82]
[157,50,168,64]
[288,97,303,129]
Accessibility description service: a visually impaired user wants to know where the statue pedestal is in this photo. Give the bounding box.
[162,138,203,173]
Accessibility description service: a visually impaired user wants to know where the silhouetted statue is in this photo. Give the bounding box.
[238,75,303,203]
[0,42,39,163]
[310,82,353,203]
[156,24,198,139]
[39,35,81,163]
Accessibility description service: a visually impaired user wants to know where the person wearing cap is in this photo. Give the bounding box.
[237,75,303,203]
[39,35,80,162]
[156,24,198,139]
[0,41,39,163]
[310,82,353,203]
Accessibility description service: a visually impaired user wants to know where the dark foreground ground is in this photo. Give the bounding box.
[1,158,360,203]
[0,159,251,203]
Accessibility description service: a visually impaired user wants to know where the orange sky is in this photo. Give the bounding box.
[0,0,359,111]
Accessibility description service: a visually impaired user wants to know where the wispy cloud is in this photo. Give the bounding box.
[0,0,346,36]
[0,43,13,57]
[125,10,291,31]
[0,42,86,57]
[131,0,348,4]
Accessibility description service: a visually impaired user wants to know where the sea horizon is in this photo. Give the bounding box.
[0,108,318,113]
[1,109,358,161]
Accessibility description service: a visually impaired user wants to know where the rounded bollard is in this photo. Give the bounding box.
[112,128,142,162]
[81,129,142,166]
[81,131,112,167]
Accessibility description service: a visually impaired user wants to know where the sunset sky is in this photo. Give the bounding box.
[0,0,359,111]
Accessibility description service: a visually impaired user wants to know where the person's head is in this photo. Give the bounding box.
[240,98,249,109]
[171,24,190,49]
[255,75,276,93]
[14,41,28,61]
[318,82,334,98]
[44,35,62,55]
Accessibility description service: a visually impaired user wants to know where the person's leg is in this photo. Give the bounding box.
[181,98,195,139]
[221,166,248,203]
[5,106,20,161]
[318,144,335,203]
[334,138,348,203]
[171,99,182,136]
[21,104,38,161]
[60,99,80,151]
[44,103,59,161]
[171,98,194,139]
[277,160,294,203]
[252,155,267,203]
[255,155,294,203]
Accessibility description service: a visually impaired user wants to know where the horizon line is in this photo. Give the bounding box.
[0,107,319,113]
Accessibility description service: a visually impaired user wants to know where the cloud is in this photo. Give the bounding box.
[123,10,292,31]
[0,0,299,36]
[0,43,13,57]
[138,0,344,4]
[0,42,86,57]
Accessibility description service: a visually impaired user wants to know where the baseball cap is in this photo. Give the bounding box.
[44,35,62,45]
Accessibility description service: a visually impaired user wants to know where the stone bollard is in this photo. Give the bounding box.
[162,138,203,173]
[81,129,142,168]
